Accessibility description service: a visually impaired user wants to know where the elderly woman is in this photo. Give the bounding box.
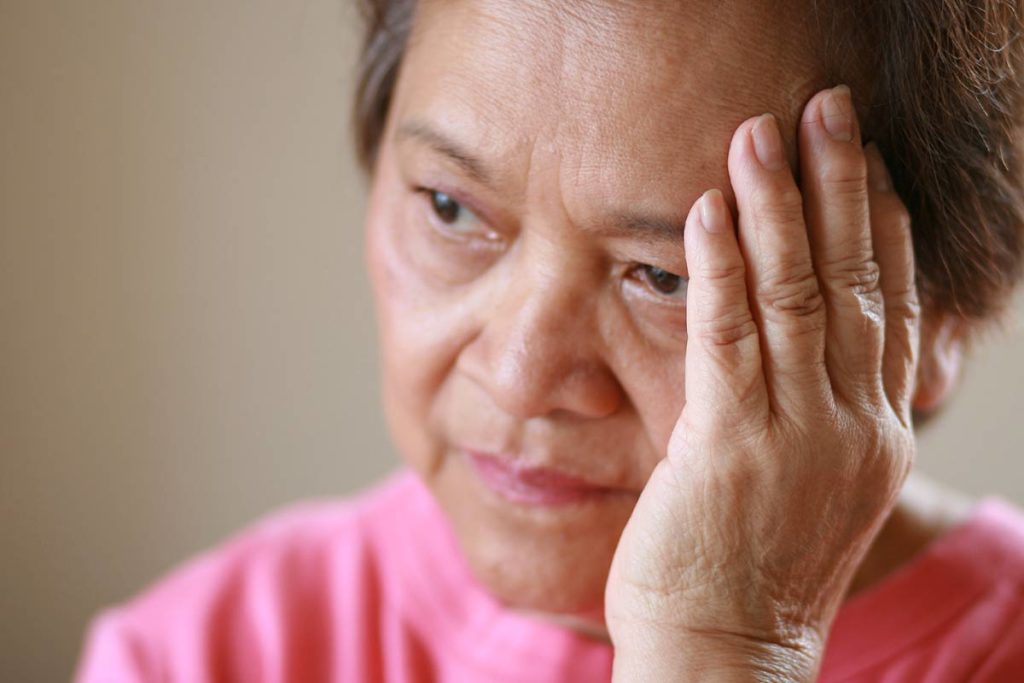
[76,0,1024,681]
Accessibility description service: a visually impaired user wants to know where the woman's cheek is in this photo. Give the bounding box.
[599,296,689,463]
[617,272,689,344]
[390,194,498,287]
[367,202,487,465]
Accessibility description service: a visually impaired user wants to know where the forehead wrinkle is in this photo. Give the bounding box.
[549,116,689,249]
[407,0,826,231]
[519,111,687,252]
[554,1,823,133]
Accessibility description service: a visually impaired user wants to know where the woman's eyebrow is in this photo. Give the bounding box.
[396,118,684,246]
[599,212,685,246]
[396,120,492,186]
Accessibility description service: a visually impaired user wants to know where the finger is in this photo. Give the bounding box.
[682,189,769,431]
[799,85,886,406]
[727,114,829,414]
[865,143,922,424]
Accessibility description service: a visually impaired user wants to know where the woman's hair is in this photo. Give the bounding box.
[350,0,1024,336]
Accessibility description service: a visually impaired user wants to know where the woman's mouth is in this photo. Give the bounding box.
[464,450,617,505]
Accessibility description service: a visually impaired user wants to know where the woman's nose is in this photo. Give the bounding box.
[457,268,625,420]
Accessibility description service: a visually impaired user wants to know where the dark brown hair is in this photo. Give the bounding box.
[351,0,1024,335]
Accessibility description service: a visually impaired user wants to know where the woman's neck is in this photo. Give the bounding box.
[843,470,975,598]
[512,470,977,644]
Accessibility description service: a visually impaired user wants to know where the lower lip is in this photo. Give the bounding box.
[465,451,613,505]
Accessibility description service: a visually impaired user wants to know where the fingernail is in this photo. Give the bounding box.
[821,85,854,142]
[751,113,786,171]
[699,189,728,233]
[865,142,893,192]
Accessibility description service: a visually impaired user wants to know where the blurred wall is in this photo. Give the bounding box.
[1,2,391,680]
[0,1,1021,681]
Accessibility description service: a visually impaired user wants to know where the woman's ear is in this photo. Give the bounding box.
[911,314,968,415]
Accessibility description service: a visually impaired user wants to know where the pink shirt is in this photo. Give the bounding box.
[75,468,1024,682]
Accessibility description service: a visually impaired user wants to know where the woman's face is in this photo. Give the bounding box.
[365,0,822,620]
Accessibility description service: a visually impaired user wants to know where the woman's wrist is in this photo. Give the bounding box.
[610,623,824,682]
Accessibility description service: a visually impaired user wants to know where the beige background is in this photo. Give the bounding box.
[1,2,1022,681]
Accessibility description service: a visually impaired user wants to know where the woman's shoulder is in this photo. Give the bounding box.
[972,495,1024,564]
[74,467,426,682]
[822,493,1024,681]
[126,466,423,604]
[939,493,1024,595]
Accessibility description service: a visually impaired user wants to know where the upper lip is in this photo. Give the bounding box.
[463,448,619,491]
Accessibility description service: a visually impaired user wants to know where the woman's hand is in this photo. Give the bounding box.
[605,85,921,681]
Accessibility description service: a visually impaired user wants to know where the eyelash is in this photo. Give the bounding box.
[417,187,478,225]
[415,186,687,304]
[630,265,689,303]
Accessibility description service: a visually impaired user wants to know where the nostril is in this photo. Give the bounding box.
[462,338,624,421]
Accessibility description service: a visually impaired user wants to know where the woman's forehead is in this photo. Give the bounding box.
[395,0,821,204]
[405,0,822,119]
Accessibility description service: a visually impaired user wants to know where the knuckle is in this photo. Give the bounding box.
[820,157,868,198]
[694,310,759,348]
[856,295,886,339]
[856,425,912,488]
[751,184,804,225]
[825,254,882,297]
[888,295,922,324]
[757,268,825,321]
[697,259,747,286]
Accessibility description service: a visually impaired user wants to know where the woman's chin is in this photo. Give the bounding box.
[469,540,611,615]
[424,449,637,621]
[447,494,629,619]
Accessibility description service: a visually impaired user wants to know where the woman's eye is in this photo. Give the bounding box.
[640,265,688,301]
[427,190,481,234]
